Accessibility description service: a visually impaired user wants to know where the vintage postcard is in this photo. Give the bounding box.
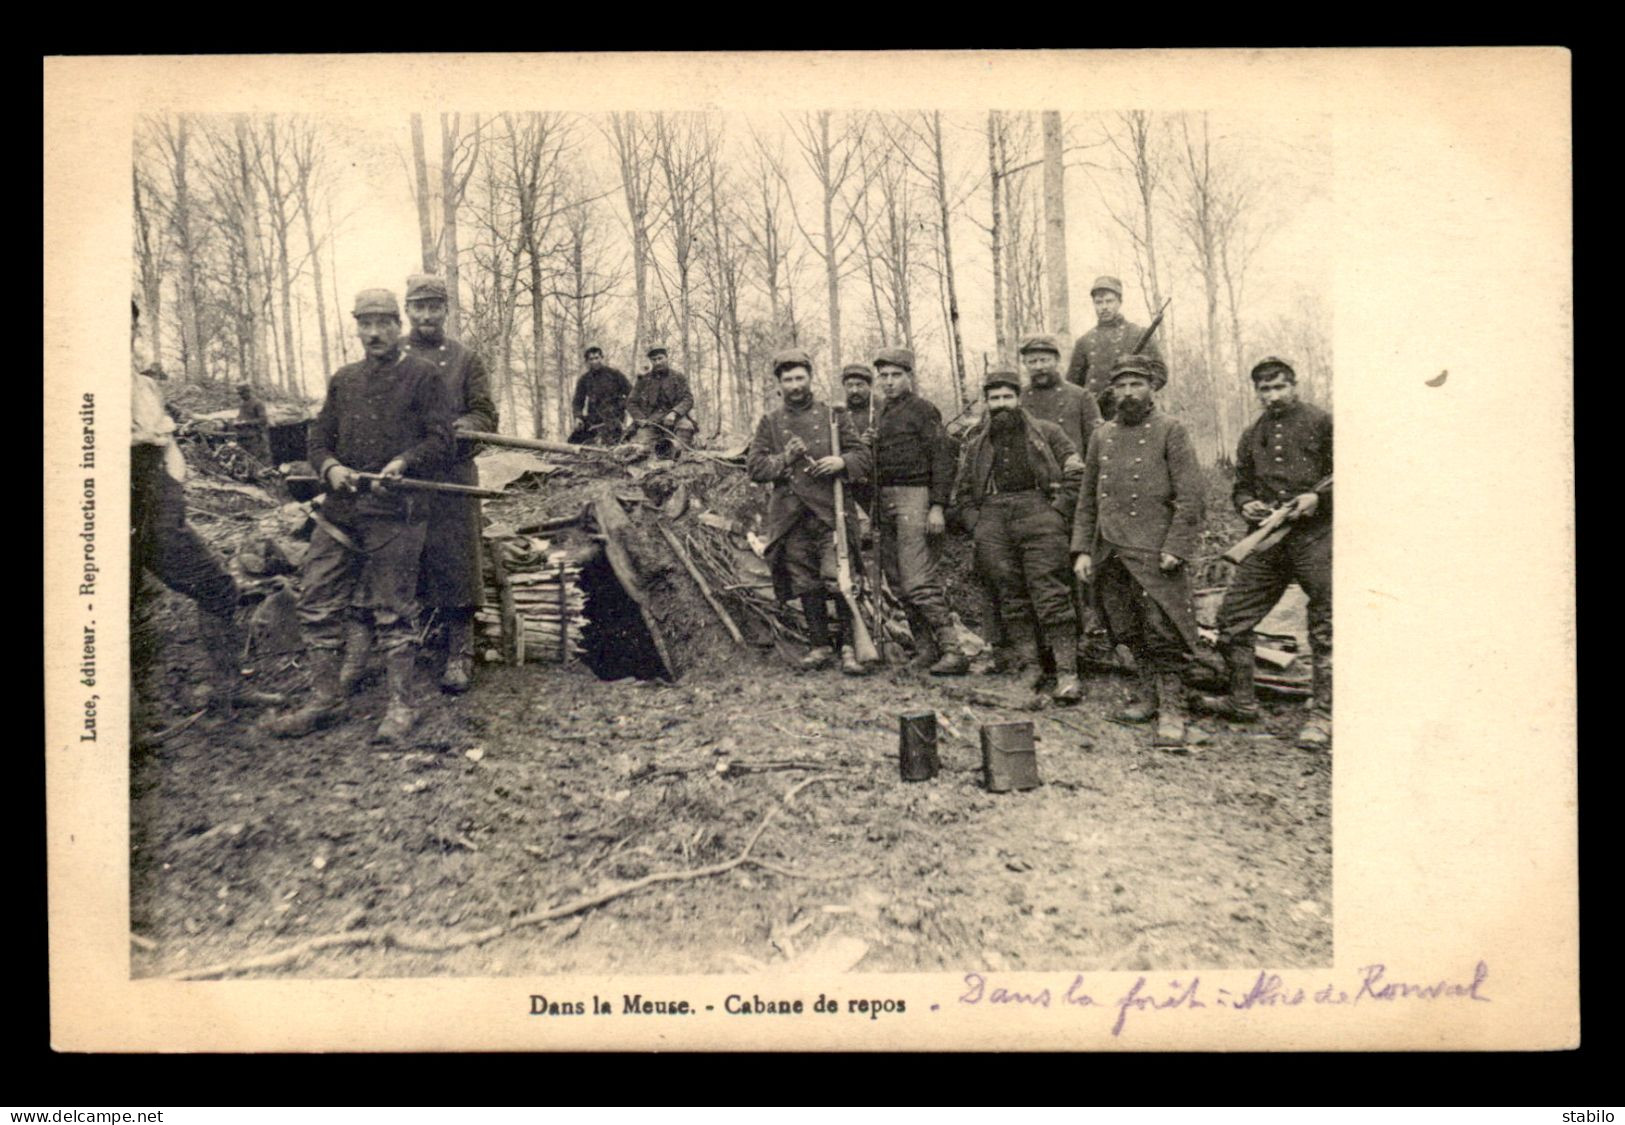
[43,49,1575,1052]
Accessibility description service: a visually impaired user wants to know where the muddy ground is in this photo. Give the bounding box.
[130,460,1330,980]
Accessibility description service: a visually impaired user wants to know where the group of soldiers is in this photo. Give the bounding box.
[131,271,1330,754]
[745,275,1332,753]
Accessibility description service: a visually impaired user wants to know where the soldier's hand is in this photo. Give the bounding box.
[926,505,946,537]
[1241,500,1273,524]
[375,458,408,492]
[1073,554,1093,583]
[783,434,808,460]
[1290,492,1320,519]
[663,412,678,427]
[326,464,360,492]
[809,455,845,478]
[1160,552,1183,573]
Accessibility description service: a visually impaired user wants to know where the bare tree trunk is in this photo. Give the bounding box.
[410,113,437,272]
[611,113,651,366]
[818,114,842,372]
[987,112,1006,360]
[294,168,330,376]
[930,112,968,404]
[327,195,351,366]
[167,119,205,383]
[440,112,478,337]
[261,121,299,395]
[234,117,270,388]
[132,166,164,367]
[997,117,1023,349]
[1042,110,1070,338]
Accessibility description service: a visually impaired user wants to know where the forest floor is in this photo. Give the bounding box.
[129,454,1331,981]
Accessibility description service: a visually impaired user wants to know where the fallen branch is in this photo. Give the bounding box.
[657,522,745,645]
[166,777,843,980]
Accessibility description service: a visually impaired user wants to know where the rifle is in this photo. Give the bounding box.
[1222,474,1332,564]
[284,470,510,503]
[459,430,618,458]
[829,406,880,665]
[1132,297,1173,355]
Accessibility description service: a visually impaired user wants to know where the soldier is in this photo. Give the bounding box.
[1071,354,1204,749]
[570,345,632,445]
[1192,357,1333,750]
[130,301,279,730]
[869,347,965,675]
[1021,332,1106,675]
[268,289,453,744]
[953,370,1085,702]
[628,345,696,449]
[400,273,499,695]
[1064,275,1167,420]
[233,382,272,464]
[747,348,873,675]
[841,363,877,435]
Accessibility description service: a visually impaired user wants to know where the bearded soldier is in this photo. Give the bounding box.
[268,289,453,744]
[1064,275,1167,420]
[953,370,1085,702]
[1072,354,1204,749]
[841,362,877,435]
[1192,357,1333,749]
[400,273,499,694]
[747,349,873,675]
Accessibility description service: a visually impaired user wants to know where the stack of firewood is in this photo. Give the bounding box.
[478,536,587,664]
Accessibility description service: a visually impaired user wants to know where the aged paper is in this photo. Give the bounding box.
[44,49,1575,1051]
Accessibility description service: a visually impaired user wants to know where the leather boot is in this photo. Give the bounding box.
[1191,645,1261,722]
[1050,629,1083,704]
[440,611,474,694]
[1113,664,1158,723]
[371,647,419,746]
[798,646,835,671]
[338,616,374,694]
[840,646,870,676]
[1153,671,1189,750]
[1296,654,1332,750]
[906,607,940,669]
[266,648,345,738]
[198,607,283,714]
[1029,622,1058,693]
[928,623,969,676]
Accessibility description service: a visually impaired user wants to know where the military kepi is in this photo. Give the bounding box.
[874,347,915,372]
[1089,275,1124,298]
[772,347,814,375]
[1250,355,1296,382]
[1108,353,1159,383]
[983,369,1022,395]
[647,344,669,358]
[352,288,400,318]
[1018,333,1061,356]
[840,363,874,383]
[405,274,448,301]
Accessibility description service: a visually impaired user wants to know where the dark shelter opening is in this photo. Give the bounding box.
[578,550,667,681]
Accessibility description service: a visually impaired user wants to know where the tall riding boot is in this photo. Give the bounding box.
[797,593,835,670]
[1050,627,1083,704]
[906,605,940,669]
[372,647,420,746]
[1153,671,1189,750]
[197,606,283,714]
[440,610,475,694]
[928,621,969,676]
[1192,644,1261,722]
[1030,621,1058,692]
[1113,663,1158,723]
[1297,653,1332,750]
[266,648,346,738]
[338,615,374,694]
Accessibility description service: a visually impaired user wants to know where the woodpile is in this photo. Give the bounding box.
[479,535,588,665]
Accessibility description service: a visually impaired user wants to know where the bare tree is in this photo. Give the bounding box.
[132,161,167,367]
[1042,110,1070,338]
[607,112,666,368]
[1169,112,1231,453]
[154,116,207,382]
[1097,110,1168,315]
[251,117,303,394]
[649,112,715,373]
[440,112,481,336]
[409,113,438,272]
[891,111,968,405]
[288,118,332,377]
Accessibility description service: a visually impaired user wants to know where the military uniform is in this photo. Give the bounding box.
[629,347,697,446]
[747,350,872,668]
[1073,359,1204,744]
[1064,276,1167,418]
[1209,359,1333,738]
[571,358,631,444]
[234,392,272,463]
[954,380,1083,693]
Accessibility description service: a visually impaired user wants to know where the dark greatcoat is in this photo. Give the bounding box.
[1064,319,1166,398]
[747,399,872,550]
[402,333,499,608]
[1071,407,1204,650]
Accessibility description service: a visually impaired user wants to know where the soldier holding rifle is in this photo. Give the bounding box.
[628,344,697,449]
[1192,357,1333,750]
[1064,275,1168,420]
[570,345,632,445]
[746,348,873,675]
[267,289,452,745]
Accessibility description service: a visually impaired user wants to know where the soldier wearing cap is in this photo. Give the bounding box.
[840,362,877,434]
[268,288,453,745]
[952,369,1086,702]
[747,348,873,675]
[628,344,696,449]
[399,273,499,695]
[1071,353,1204,749]
[1064,275,1167,420]
[868,347,965,675]
[570,345,631,445]
[233,382,272,464]
[1192,357,1333,749]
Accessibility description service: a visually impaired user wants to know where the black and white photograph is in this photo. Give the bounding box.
[46,50,1574,1053]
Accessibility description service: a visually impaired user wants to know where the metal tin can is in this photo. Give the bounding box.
[898,711,940,781]
[981,721,1041,792]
